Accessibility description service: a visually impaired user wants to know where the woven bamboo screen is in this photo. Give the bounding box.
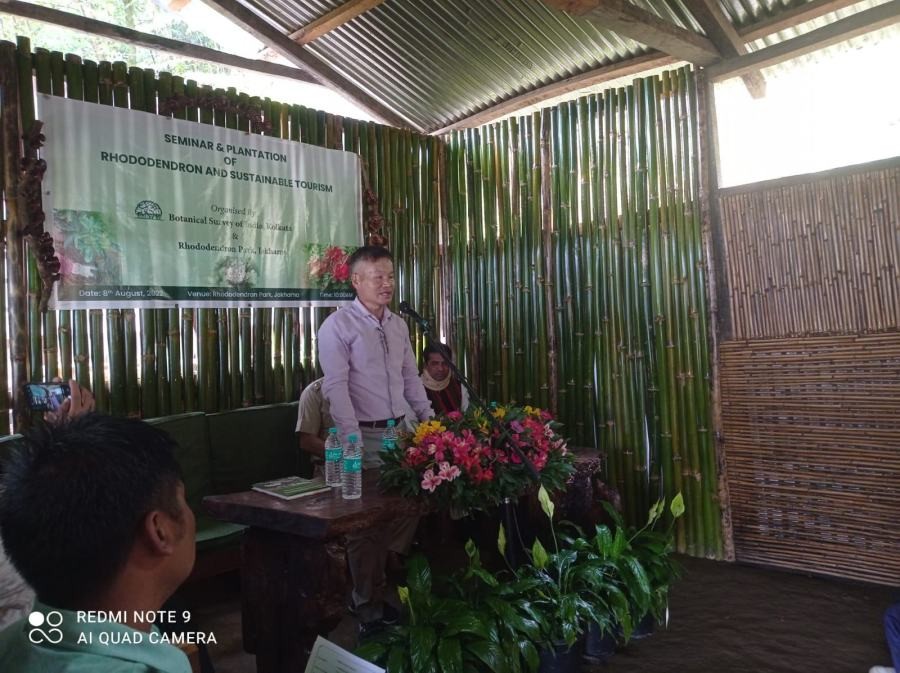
[719,159,899,341]
[720,334,900,585]
[0,37,443,431]
[717,159,900,584]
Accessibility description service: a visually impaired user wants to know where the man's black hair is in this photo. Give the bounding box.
[422,342,453,364]
[348,245,393,273]
[0,413,184,609]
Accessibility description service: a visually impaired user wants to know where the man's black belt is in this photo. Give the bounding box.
[358,415,405,429]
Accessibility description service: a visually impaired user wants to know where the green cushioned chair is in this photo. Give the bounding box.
[207,401,300,493]
[145,412,213,513]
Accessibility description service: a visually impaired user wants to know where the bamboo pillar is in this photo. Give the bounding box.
[0,41,30,430]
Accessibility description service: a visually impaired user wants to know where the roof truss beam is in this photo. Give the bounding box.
[203,0,414,130]
[288,0,386,45]
[429,52,677,135]
[546,0,720,65]
[738,0,866,42]
[683,0,766,98]
[0,0,318,85]
[707,0,900,81]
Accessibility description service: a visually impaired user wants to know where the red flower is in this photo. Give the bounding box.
[333,263,350,282]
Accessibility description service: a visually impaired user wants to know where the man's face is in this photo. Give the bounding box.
[352,257,395,309]
[425,353,450,381]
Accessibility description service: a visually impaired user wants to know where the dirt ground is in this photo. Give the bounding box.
[594,554,891,673]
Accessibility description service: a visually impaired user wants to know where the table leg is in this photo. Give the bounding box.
[240,527,349,673]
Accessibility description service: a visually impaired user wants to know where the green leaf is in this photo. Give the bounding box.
[355,640,388,664]
[466,640,508,673]
[537,485,555,519]
[670,492,685,519]
[409,626,437,673]
[647,500,661,525]
[498,523,507,558]
[531,538,549,570]
[520,640,540,673]
[436,637,463,673]
[387,644,409,673]
[443,612,491,640]
[407,555,433,596]
[464,539,477,559]
[486,597,540,640]
[398,585,410,606]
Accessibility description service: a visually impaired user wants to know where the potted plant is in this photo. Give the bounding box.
[357,548,542,673]
[500,487,615,673]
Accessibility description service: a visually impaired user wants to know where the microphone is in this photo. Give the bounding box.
[398,301,429,330]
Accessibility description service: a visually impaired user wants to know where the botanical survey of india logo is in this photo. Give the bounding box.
[28,610,64,644]
[134,200,162,220]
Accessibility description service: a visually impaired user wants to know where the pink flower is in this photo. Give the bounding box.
[438,461,461,482]
[421,469,443,492]
[447,411,463,422]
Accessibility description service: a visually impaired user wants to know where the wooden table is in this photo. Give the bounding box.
[203,471,421,673]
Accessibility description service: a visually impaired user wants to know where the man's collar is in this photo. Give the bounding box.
[351,297,393,322]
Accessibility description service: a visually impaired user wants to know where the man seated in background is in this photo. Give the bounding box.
[420,343,469,416]
[296,376,334,477]
[0,413,195,673]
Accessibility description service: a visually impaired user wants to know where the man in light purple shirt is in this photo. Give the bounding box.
[317,245,433,635]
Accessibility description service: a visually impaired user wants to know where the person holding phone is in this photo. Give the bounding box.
[0,380,94,631]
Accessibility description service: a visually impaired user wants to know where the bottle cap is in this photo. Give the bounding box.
[387,419,395,427]
[328,427,337,434]
[348,433,358,442]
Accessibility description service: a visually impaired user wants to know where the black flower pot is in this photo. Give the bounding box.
[538,639,584,673]
[583,622,618,663]
[632,611,657,639]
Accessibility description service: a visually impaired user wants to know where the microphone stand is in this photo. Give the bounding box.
[403,306,539,566]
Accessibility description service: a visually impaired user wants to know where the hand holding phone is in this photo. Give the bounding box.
[24,382,71,412]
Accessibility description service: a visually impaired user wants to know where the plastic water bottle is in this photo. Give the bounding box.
[342,433,363,500]
[324,427,342,487]
[381,419,398,451]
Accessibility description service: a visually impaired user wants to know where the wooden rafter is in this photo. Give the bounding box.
[0,0,319,85]
[429,52,677,135]
[707,0,900,81]
[288,0,386,45]
[546,0,720,65]
[202,0,414,130]
[738,0,866,42]
[684,0,766,98]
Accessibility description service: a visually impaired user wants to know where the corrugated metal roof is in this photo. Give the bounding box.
[223,0,894,132]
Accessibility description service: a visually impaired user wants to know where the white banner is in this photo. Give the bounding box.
[39,95,363,308]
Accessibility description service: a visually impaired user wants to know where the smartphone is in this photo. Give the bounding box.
[24,382,71,412]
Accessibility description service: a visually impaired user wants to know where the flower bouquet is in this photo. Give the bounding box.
[305,243,354,291]
[379,404,574,513]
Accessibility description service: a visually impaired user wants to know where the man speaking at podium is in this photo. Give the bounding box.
[317,245,434,636]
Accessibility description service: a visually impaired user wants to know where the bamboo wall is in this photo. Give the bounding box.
[446,66,723,558]
[718,159,900,584]
[0,37,443,430]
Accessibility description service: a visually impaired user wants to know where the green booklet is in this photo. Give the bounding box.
[252,476,331,500]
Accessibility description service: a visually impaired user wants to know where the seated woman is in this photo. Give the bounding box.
[419,343,469,415]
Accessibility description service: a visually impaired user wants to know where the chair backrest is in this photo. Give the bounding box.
[144,412,211,513]
[207,402,299,493]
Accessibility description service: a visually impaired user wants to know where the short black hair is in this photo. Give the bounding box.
[423,342,453,364]
[0,413,184,608]
[348,245,393,273]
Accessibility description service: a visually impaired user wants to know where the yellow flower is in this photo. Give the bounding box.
[523,405,543,418]
[413,419,446,445]
[491,406,507,419]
